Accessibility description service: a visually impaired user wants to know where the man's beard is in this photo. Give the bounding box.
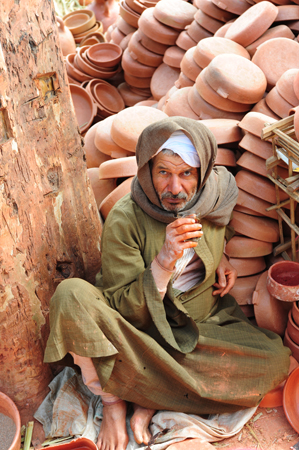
[160,191,197,212]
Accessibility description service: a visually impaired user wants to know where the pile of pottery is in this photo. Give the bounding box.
[63,9,104,45]
[85,105,168,220]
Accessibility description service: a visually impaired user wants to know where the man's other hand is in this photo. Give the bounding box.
[213,253,237,297]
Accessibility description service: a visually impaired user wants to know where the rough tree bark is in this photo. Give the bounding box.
[0,0,102,423]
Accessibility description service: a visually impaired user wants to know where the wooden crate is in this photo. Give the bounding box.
[261,115,299,262]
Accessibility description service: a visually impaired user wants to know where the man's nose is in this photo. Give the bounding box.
[168,175,182,195]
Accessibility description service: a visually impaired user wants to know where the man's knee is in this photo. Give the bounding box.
[50,278,94,310]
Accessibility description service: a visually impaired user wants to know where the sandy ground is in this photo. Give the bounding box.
[216,406,298,450]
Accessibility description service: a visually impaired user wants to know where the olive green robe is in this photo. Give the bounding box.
[44,194,290,415]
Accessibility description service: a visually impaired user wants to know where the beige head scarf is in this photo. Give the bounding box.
[131,116,238,226]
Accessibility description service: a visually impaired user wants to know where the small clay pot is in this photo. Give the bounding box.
[117,16,137,35]
[194,9,224,34]
[186,20,213,43]
[180,47,203,82]
[283,365,299,432]
[94,82,125,113]
[87,42,122,67]
[138,7,180,45]
[236,188,278,220]
[200,118,243,144]
[276,68,299,107]
[94,115,133,157]
[194,0,237,22]
[230,256,266,277]
[163,46,185,69]
[86,0,120,33]
[245,25,294,58]
[56,17,77,56]
[292,301,299,327]
[119,0,140,28]
[238,111,277,137]
[214,22,233,38]
[128,31,164,67]
[287,309,299,345]
[66,53,94,82]
[122,48,156,78]
[153,0,197,30]
[211,0,249,15]
[69,83,97,133]
[0,392,21,450]
[237,151,288,179]
[136,29,169,55]
[265,87,294,119]
[63,9,96,35]
[100,177,134,220]
[267,261,299,302]
[164,87,200,119]
[229,273,260,305]
[230,210,279,243]
[99,156,137,179]
[175,72,194,89]
[150,63,180,101]
[118,82,150,107]
[226,236,273,258]
[84,122,111,168]
[215,148,236,167]
[124,72,152,88]
[176,30,197,51]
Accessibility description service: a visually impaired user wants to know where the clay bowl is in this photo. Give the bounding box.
[93,82,125,113]
[287,309,299,345]
[0,391,21,450]
[226,236,273,258]
[94,115,133,158]
[292,301,299,326]
[229,273,260,305]
[44,436,98,449]
[69,84,97,134]
[284,328,299,362]
[176,30,197,52]
[119,0,140,28]
[99,156,137,179]
[66,53,93,82]
[215,148,236,167]
[283,366,299,432]
[200,118,243,144]
[86,42,122,68]
[76,46,110,78]
[84,123,111,168]
[80,31,106,46]
[267,261,299,302]
[73,21,101,40]
[100,177,134,220]
[151,63,180,101]
[230,256,266,277]
[63,9,96,35]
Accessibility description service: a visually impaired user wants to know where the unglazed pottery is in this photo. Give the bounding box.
[238,111,277,137]
[287,310,299,346]
[99,156,137,179]
[150,63,180,101]
[194,0,237,22]
[252,38,299,90]
[235,169,288,203]
[0,392,21,450]
[128,31,163,67]
[276,68,299,107]
[138,7,180,45]
[176,30,197,51]
[275,4,299,21]
[164,87,200,119]
[265,87,294,119]
[230,210,279,243]
[237,151,288,178]
[84,122,111,168]
[122,48,156,77]
[193,36,250,69]
[215,148,236,166]
[230,256,266,277]
[100,177,134,220]
[245,25,294,58]
[180,47,202,82]
[251,98,280,120]
[175,72,194,89]
[205,54,267,104]
[124,72,152,88]
[186,20,213,43]
[229,273,260,305]
[267,261,299,302]
[226,236,273,258]
[236,188,278,220]
[163,46,185,69]
[87,0,120,32]
[63,10,96,35]
[69,84,97,133]
[136,29,169,55]
[194,9,224,34]
[283,366,299,431]
[116,16,137,35]
[211,0,249,15]
[119,0,140,28]
[118,82,150,106]
[110,106,168,152]
[94,115,133,157]
[87,168,116,208]
[56,17,76,56]
[224,1,278,47]
[200,119,243,144]
[87,42,122,67]
[153,0,197,29]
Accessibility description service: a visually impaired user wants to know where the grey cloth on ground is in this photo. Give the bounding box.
[34,367,257,449]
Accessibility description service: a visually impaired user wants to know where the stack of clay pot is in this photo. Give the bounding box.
[116,0,197,106]
[63,9,104,45]
[85,105,168,221]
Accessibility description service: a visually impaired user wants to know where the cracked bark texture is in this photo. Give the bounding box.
[0,0,102,423]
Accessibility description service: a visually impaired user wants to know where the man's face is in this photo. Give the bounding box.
[151,152,199,213]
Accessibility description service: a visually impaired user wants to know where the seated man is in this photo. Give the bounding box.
[44,117,290,450]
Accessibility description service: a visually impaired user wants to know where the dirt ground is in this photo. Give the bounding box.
[214,406,298,450]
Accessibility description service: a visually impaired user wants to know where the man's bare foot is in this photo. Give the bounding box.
[130,403,156,445]
[97,400,129,450]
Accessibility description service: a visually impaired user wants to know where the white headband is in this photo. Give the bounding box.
[155,131,200,168]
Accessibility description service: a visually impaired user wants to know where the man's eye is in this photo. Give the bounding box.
[184,171,191,176]
[160,170,167,175]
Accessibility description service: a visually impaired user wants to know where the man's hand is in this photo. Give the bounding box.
[213,253,237,297]
[156,216,203,271]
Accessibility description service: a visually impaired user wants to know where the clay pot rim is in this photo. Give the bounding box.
[86,42,123,68]
[287,309,299,341]
[80,31,106,46]
[63,9,96,35]
[73,21,101,38]
[86,79,119,116]
[76,46,117,78]
[66,53,94,82]
[268,260,299,287]
[82,48,119,72]
[283,365,299,434]
[69,83,97,132]
[0,391,21,450]
[94,82,125,113]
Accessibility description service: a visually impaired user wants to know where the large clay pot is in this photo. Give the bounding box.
[56,17,76,56]
[0,392,21,450]
[87,0,120,32]
[267,261,299,302]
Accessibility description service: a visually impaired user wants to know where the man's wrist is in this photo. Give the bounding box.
[155,256,175,272]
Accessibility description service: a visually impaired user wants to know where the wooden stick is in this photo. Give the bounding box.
[24,422,34,450]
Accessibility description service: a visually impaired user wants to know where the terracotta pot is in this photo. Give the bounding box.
[135,99,157,107]
[240,304,255,317]
[63,9,96,35]
[73,21,102,41]
[252,271,290,336]
[287,310,299,345]
[99,156,137,179]
[80,33,106,47]
[215,148,236,166]
[185,20,213,43]
[234,204,264,217]
[117,16,137,35]
[251,98,280,120]
[226,236,273,258]
[237,151,289,179]
[150,63,180,101]
[211,0,249,15]
[66,53,94,82]
[110,106,168,152]
[193,36,250,70]
[238,132,273,162]
[124,72,151,88]
[214,22,233,38]
[283,365,299,432]
[275,4,299,21]
[205,54,267,104]
[175,72,194,89]
[238,111,277,137]
[284,328,299,362]
[236,188,278,220]
[84,122,111,168]
[138,7,180,45]
[180,47,202,82]
[56,17,77,56]
[229,273,260,305]
[194,0,237,22]
[163,46,185,69]
[265,87,294,119]
[164,87,200,119]
[230,210,279,243]
[276,68,299,107]
[126,0,146,14]
[94,115,133,157]
[87,42,122,67]
[0,392,21,450]
[69,83,97,133]
[94,82,125,113]
[87,0,120,32]
[100,177,134,220]
[87,167,116,208]
[67,75,81,86]
[292,301,299,326]
[110,27,126,45]
[224,1,279,48]
[230,256,266,276]
[196,68,252,113]
[119,0,140,28]
[76,46,111,78]
[294,70,299,101]
[118,82,150,106]
[176,30,197,51]
[122,48,156,78]
[200,118,243,144]
[259,383,284,408]
[136,29,169,55]
[194,9,224,34]
[235,169,289,204]
[245,25,295,58]
[188,85,245,120]
[153,0,197,29]
[119,32,133,51]
[267,261,299,302]
[252,38,299,90]
[128,31,163,67]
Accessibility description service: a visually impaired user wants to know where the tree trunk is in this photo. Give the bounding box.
[0,0,102,423]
